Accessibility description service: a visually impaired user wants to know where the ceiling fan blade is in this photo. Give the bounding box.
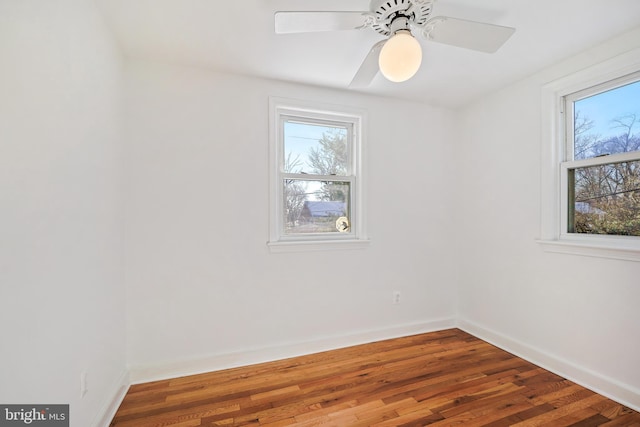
[349,40,386,88]
[424,16,515,53]
[275,11,367,34]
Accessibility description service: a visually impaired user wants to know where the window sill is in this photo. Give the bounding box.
[536,239,640,262]
[268,239,371,253]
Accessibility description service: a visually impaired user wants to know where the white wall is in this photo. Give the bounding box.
[5,1,637,420]
[455,28,640,409]
[0,1,127,425]
[123,61,457,380]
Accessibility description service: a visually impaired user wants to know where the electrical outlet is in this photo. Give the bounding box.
[80,372,88,398]
[393,291,401,304]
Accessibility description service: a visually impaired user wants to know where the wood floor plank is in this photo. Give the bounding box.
[110,329,639,427]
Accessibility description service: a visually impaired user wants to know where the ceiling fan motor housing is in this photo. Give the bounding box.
[369,0,434,36]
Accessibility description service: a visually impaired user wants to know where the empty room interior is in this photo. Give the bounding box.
[2,0,640,426]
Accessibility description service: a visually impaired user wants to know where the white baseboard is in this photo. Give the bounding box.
[93,369,130,427]
[457,318,640,412]
[129,318,456,384]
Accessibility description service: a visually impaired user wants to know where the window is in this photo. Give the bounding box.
[562,73,640,237]
[540,50,640,261]
[268,98,368,252]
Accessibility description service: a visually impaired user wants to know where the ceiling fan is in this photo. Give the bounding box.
[275,0,515,87]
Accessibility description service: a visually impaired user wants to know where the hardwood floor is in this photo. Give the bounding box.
[111,329,640,426]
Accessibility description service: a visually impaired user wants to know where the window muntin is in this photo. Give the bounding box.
[269,98,366,249]
[562,72,640,237]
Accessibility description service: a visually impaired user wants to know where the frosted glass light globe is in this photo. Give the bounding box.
[378,30,422,83]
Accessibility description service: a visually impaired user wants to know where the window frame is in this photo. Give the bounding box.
[539,48,640,261]
[561,71,640,240]
[268,97,369,252]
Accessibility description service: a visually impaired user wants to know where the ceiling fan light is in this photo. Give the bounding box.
[378,30,422,83]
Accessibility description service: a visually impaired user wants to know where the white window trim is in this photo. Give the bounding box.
[538,48,640,261]
[268,97,369,253]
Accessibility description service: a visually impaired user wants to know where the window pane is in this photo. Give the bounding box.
[573,80,640,160]
[283,180,350,234]
[569,160,640,236]
[283,121,348,175]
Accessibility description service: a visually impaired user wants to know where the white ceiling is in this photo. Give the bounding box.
[97,0,640,109]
